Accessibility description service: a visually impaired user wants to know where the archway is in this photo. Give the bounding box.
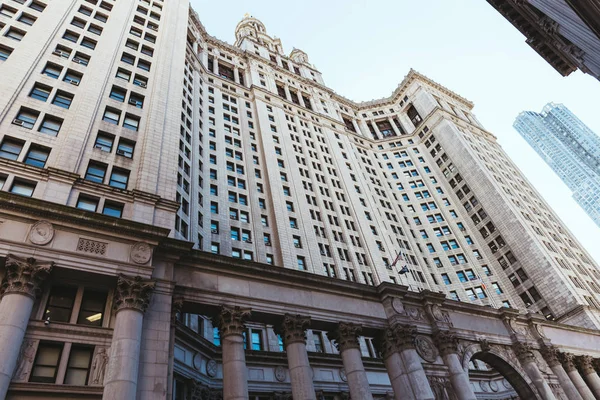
[461,344,539,400]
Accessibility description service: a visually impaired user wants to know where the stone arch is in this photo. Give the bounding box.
[461,343,539,399]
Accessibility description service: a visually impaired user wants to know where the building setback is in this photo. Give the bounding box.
[514,102,600,229]
[0,1,600,399]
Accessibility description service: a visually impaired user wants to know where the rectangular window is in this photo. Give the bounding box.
[64,346,93,385]
[39,116,63,136]
[103,201,123,218]
[250,330,262,351]
[15,108,39,129]
[25,145,50,168]
[77,289,107,326]
[42,63,63,79]
[44,285,77,322]
[94,132,114,152]
[80,37,96,49]
[6,27,26,41]
[63,30,80,43]
[0,137,24,160]
[102,108,120,124]
[63,70,83,86]
[0,44,14,61]
[116,139,135,158]
[137,59,150,71]
[52,91,74,109]
[76,195,99,211]
[116,68,131,81]
[29,342,63,383]
[10,179,36,196]
[109,168,129,189]
[109,86,126,102]
[123,114,139,131]
[85,162,106,183]
[30,83,51,102]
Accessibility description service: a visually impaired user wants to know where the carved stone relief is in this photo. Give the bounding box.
[415,335,437,362]
[206,359,217,377]
[274,365,286,382]
[12,340,37,382]
[29,220,54,245]
[90,347,109,385]
[130,242,152,264]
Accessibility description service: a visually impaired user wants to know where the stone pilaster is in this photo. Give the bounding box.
[217,305,251,400]
[434,330,476,400]
[513,342,556,400]
[281,314,315,400]
[102,275,155,400]
[561,353,595,400]
[329,323,373,400]
[540,345,583,400]
[379,327,416,400]
[577,356,600,399]
[0,254,53,400]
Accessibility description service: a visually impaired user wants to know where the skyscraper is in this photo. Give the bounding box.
[514,103,600,229]
[0,2,600,399]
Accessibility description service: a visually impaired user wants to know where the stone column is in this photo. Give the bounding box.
[0,255,53,399]
[577,355,600,399]
[513,342,556,400]
[216,305,251,400]
[540,345,583,400]
[103,275,155,400]
[281,314,316,400]
[284,85,292,102]
[328,323,373,400]
[388,117,401,137]
[434,330,476,400]
[393,325,435,400]
[561,353,596,400]
[379,327,415,400]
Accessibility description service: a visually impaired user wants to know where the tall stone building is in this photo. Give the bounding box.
[1,1,600,400]
[514,102,600,229]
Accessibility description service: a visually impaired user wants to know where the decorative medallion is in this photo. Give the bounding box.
[490,380,499,392]
[274,365,286,382]
[130,242,152,264]
[206,359,217,377]
[29,220,54,245]
[339,368,347,382]
[480,380,490,392]
[193,353,202,370]
[415,335,437,362]
[391,297,405,314]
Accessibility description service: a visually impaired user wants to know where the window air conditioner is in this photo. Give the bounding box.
[12,119,24,126]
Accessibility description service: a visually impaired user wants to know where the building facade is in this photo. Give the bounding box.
[486,0,600,81]
[514,103,600,229]
[1,0,600,399]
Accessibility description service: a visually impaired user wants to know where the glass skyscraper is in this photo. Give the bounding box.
[514,103,600,228]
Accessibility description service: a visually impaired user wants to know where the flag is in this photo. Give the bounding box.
[399,265,409,274]
[390,251,403,268]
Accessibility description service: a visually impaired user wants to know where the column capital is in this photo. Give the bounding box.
[433,329,459,357]
[513,342,535,364]
[171,296,184,324]
[1,254,53,299]
[378,327,399,359]
[539,344,561,367]
[328,322,362,352]
[113,274,155,313]
[576,355,596,375]
[559,352,577,372]
[216,305,251,338]
[392,324,417,350]
[281,313,311,346]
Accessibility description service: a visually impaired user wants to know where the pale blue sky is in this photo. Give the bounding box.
[191,0,600,262]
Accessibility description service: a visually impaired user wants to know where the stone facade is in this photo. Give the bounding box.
[0,1,600,400]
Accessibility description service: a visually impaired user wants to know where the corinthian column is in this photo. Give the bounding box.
[393,325,434,400]
[561,353,595,400]
[379,327,415,400]
[539,345,583,400]
[103,275,155,400]
[281,314,316,400]
[513,342,556,400]
[328,323,373,400]
[0,254,53,399]
[434,330,476,400]
[216,305,251,400]
[577,355,600,399]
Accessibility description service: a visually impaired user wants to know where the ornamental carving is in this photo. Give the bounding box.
[328,322,362,352]
[513,342,535,364]
[130,242,152,264]
[206,359,217,377]
[1,254,53,298]
[415,335,437,363]
[13,340,37,382]
[90,347,109,385]
[192,353,202,370]
[215,305,251,338]
[171,296,184,324]
[391,297,405,314]
[539,16,559,35]
[273,392,292,400]
[433,330,459,357]
[577,355,596,375]
[393,324,417,350]
[379,327,398,359]
[425,303,453,328]
[539,344,560,367]
[478,338,491,353]
[77,238,107,255]
[190,380,222,400]
[560,352,576,372]
[113,274,155,313]
[274,365,286,382]
[489,380,499,392]
[281,314,310,346]
[29,220,54,245]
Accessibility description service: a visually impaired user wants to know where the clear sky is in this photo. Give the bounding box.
[191,0,600,263]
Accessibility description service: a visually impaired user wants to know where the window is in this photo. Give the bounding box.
[116,139,134,158]
[123,114,140,131]
[129,93,144,108]
[0,44,13,61]
[64,346,93,385]
[116,68,131,81]
[63,30,80,43]
[76,195,99,211]
[0,5,17,17]
[85,162,106,183]
[133,74,147,88]
[121,52,135,65]
[250,330,262,351]
[441,273,451,285]
[137,59,150,71]
[25,145,50,168]
[30,83,51,102]
[103,108,120,124]
[43,63,63,79]
[109,86,126,102]
[0,137,24,160]
[94,132,114,152]
[63,70,83,86]
[77,289,107,326]
[29,343,63,383]
[88,24,103,36]
[71,17,86,28]
[29,1,46,11]
[15,108,39,129]
[109,168,129,189]
[44,285,77,322]
[297,256,306,270]
[39,116,63,136]
[5,27,26,41]
[103,201,123,217]
[81,37,97,49]
[52,91,74,109]
[10,179,36,196]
